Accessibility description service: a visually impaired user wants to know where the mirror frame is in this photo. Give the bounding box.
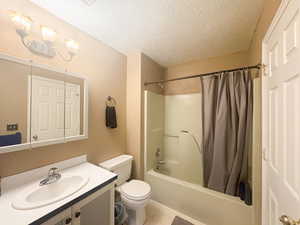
[0,53,88,154]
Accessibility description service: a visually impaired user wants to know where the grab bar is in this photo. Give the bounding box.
[164,134,179,138]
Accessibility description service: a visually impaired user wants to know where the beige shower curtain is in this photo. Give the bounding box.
[201,70,253,196]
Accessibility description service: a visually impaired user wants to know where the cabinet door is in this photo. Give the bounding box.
[41,208,72,225]
[72,184,114,225]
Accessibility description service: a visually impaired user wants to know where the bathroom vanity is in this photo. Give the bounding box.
[0,156,117,225]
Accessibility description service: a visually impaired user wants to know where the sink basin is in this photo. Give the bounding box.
[12,175,89,210]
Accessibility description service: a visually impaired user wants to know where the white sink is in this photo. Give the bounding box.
[12,175,89,210]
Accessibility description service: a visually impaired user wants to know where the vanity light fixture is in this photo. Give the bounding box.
[65,39,79,55]
[10,12,32,37]
[10,11,79,62]
[41,26,57,43]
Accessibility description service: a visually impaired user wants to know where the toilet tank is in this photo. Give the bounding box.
[99,155,133,186]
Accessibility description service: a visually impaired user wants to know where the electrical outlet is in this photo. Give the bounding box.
[7,123,18,131]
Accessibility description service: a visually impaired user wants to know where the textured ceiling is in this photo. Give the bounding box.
[29,0,264,66]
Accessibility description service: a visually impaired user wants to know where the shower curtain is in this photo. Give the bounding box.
[201,70,253,201]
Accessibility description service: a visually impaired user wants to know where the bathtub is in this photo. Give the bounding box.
[145,169,253,225]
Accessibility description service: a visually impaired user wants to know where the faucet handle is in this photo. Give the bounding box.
[48,167,59,176]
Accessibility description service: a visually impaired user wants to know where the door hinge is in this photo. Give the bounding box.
[262,64,268,76]
[263,148,268,161]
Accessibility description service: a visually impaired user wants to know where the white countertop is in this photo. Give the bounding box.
[0,160,117,225]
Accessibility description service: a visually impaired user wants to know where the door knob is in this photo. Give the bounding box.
[280,215,300,225]
[32,135,38,141]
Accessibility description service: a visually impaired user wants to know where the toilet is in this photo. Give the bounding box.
[99,155,151,225]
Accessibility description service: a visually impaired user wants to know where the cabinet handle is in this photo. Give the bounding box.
[75,212,81,218]
[65,218,72,224]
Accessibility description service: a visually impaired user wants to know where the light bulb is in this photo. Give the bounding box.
[66,39,79,54]
[41,26,56,43]
[10,11,32,37]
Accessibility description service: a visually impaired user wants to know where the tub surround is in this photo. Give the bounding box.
[0,155,117,225]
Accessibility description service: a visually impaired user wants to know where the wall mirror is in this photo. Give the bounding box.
[0,54,88,153]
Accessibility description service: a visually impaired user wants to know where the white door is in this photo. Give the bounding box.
[262,0,300,225]
[65,83,80,137]
[31,76,65,142]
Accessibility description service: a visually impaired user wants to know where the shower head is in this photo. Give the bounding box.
[180,130,202,154]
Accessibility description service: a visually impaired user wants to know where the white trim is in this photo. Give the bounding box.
[0,53,31,67]
[83,80,89,137]
[65,135,88,142]
[0,143,31,153]
[144,90,148,174]
[31,74,65,85]
[0,52,86,80]
[27,76,32,144]
[0,52,89,153]
[109,188,114,225]
[263,0,291,43]
[31,137,66,149]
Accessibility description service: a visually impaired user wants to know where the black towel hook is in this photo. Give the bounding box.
[106,96,117,107]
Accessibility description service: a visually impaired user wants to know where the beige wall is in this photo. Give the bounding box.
[0,0,127,177]
[126,52,142,179]
[126,53,165,179]
[164,51,249,95]
[248,0,283,65]
[0,60,30,143]
[248,1,282,225]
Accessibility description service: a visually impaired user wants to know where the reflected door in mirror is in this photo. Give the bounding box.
[31,76,65,142]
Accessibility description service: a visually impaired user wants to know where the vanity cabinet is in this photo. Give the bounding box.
[41,208,72,225]
[41,185,114,225]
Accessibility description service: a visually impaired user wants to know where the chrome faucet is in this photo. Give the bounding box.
[40,167,61,186]
[155,148,166,170]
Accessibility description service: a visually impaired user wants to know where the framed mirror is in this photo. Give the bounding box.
[0,54,88,153]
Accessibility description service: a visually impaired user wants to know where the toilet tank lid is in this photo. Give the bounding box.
[99,155,133,170]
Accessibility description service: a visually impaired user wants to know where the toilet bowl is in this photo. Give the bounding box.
[118,180,151,225]
[99,155,151,225]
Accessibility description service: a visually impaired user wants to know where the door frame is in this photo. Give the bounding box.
[30,75,66,147]
[261,0,292,225]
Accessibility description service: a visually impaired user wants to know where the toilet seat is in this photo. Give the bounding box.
[120,180,151,201]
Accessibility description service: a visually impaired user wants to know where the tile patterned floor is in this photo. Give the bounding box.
[144,200,205,225]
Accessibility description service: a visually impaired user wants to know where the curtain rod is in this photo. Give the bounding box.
[144,64,262,86]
